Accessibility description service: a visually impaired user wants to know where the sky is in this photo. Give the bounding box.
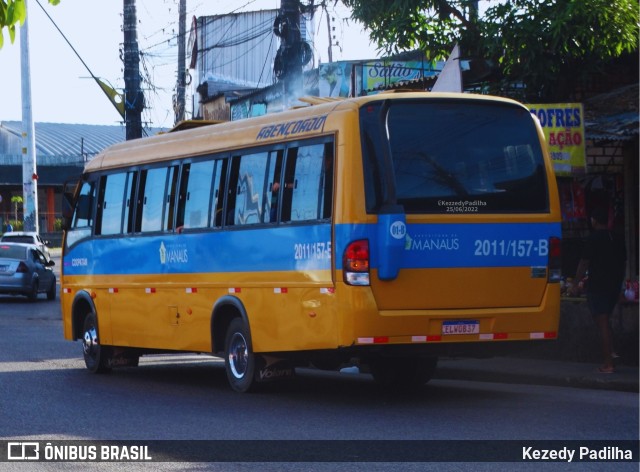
[0,0,378,128]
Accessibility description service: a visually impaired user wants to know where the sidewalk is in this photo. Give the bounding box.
[435,356,639,393]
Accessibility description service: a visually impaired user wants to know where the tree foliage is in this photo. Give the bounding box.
[0,0,60,48]
[341,0,639,100]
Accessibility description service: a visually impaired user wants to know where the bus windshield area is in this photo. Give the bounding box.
[360,99,549,214]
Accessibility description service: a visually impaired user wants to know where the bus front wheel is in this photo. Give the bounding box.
[82,313,112,374]
[224,318,256,393]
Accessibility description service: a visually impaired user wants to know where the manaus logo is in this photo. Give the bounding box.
[159,242,188,265]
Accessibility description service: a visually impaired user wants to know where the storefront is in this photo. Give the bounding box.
[558,85,639,291]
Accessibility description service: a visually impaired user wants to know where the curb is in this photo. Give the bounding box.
[434,358,639,393]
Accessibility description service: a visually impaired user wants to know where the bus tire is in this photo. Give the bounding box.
[369,356,438,389]
[82,313,112,374]
[224,318,256,393]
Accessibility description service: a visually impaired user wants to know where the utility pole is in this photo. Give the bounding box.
[324,5,333,63]
[277,0,303,106]
[20,0,39,233]
[123,0,144,140]
[175,0,187,124]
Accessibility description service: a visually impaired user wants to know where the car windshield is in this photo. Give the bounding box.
[0,245,27,260]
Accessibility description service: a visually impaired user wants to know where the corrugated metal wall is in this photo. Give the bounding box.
[197,10,278,91]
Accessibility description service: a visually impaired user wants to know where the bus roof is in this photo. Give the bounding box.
[84,92,526,173]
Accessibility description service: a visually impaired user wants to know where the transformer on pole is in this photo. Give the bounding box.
[274,0,311,107]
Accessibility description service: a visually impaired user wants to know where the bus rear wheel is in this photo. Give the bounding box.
[369,356,438,389]
[224,318,256,393]
[82,313,112,374]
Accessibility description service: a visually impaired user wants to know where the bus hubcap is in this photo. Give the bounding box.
[83,327,98,357]
[228,333,248,379]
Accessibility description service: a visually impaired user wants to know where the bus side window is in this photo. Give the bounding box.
[225,157,241,227]
[266,150,284,223]
[233,151,271,226]
[163,166,179,231]
[212,158,227,228]
[66,180,95,247]
[179,160,216,230]
[72,181,95,229]
[210,159,229,228]
[123,171,138,233]
[281,142,333,222]
[321,143,333,219]
[139,167,170,233]
[97,173,128,235]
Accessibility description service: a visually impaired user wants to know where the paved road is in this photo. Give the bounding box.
[0,250,636,471]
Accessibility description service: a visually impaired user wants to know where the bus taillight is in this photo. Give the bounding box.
[344,239,370,286]
[548,237,561,283]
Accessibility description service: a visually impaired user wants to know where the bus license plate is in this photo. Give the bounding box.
[442,320,479,335]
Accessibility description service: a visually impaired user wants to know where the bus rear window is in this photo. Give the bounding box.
[360,100,549,214]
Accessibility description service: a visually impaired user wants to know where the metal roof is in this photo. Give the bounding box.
[0,122,165,159]
[583,84,639,143]
[196,10,279,94]
[1,121,127,157]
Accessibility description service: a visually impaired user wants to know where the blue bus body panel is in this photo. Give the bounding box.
[63,224,332,276]
[64,222,560,277]
[336,222,561,270]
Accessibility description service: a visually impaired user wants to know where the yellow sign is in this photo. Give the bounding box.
[529,103,586,176]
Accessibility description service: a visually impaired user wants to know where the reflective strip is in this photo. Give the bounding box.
[62,288,72,294]
[320,287,335,294]
[186,288,197,294]
[274,287,288,294]
[108,288,118,294]
[411,335,444,342]
[545,332,557,339]
[228,288,241,294]
[357,336,389,344]
[531,332,557,339]
[145,288,156,294]
[479,333,508,340]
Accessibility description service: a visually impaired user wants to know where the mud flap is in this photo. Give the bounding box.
[254,355,295,383]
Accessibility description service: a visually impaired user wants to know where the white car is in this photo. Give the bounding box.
[0,232,51,261]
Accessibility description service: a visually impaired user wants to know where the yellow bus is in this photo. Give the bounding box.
[61,92,561,392]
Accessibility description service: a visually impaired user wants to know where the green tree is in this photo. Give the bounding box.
[341,0,639,100]
[10,195,22,222]
[0,0,60,48]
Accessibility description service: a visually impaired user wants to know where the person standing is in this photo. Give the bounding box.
[571,206,626,373]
